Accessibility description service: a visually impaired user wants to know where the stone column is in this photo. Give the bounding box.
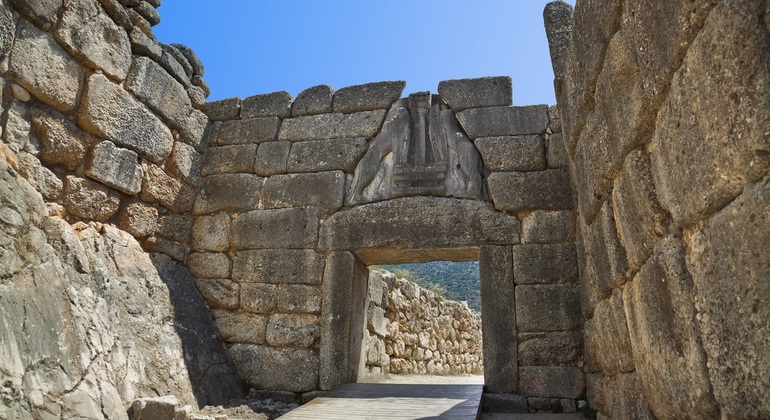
[480,245,518,393]
[319,251,369,390]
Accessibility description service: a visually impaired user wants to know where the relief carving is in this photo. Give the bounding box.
[348,92,485,205]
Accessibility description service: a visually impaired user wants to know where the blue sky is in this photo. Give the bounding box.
[154,1,574,105]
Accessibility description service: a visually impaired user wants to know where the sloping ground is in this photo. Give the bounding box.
[0,149,241,419]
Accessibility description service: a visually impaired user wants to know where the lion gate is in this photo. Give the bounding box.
[190,76,583,403]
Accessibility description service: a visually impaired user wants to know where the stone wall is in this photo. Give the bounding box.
[362,269,483,377]
[545,1,770,419]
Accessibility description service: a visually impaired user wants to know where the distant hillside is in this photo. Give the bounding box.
[377,261,481,311]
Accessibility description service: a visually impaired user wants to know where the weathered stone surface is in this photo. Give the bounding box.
[186,252,230,279]
[519,366,584,399]
[212,117,281,145]
[63,175,120,221]
[229,344,318,392]
[170,43,204,77]
[195,279,239,310]
[232,207,319,250]
[367,305,386,337]
[231,249,325,284]
[546,133,569,168]
[96,0,132,31]
[483,394,528,414]
[518,331,582,366]
[54,0,132,81]
[488,170,574,212]
[129,26,161,59]
[125,56,192,130]
[266,314,319,348]
[623,236,718,419]
[513,243,577,285]
[292,84,334,116]
[212,311,267,344]
[254,141,290,176]
[143,235,187,261]
[321,197,520,264]
[479,245,517,394]
[475,135,545,172]
[521,210,574,244]
[241,91,292,119]
[583,289,634,375]
[187,85,207,109]
[548,105,562,134]
[277,284,322,313]
[588,373,655,420]
[651,1,770,227]
[16,152,62,201]
[685,175,770,419]
[438,76,513,112]
[8,0,61,29]
[134,0,159,25]
[118,202,158,238]
[9,21,82,113]
[80,73,173,163]
[140,163,195,213]
[333,81,405,113]
[194,173,262,214]
[86,141,143,195]
[3,102,34,155]
[287,137,368,173]
[201,144,257,176]
[202,97,242,121]
[161,43,191,78]
[543,1,573,84]
[457,105,549,139]
[515,284,580,332]
[278,110,386,141]
[239,283,276,314]
[169,141,203,184]
[261,171,345,216]
[156,213,192,243]
[0,4,14,59]
[31,108,87,172]
[191,214,230,252]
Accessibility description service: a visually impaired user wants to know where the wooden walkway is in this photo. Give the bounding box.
[279,376,483,419]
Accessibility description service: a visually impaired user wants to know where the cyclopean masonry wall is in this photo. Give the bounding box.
[195,76,582,411]
[545,1,770,419]
[361,269,484,377]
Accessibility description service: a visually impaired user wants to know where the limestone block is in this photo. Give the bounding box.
[241,91,292,119]
[367,305,387,337]
[191,214,230,252]
[583,289,634,375]
[86,141,143,195]
[129,26,161,60]
[16,152,62,201]
[212,117,280,146]
[193,173,262,214]
[63,176,120,221]
[515,284,580,332]
[8,0,61,29]
[54,0,132,81]
[685,175,770,419]
[155,213,191,244]
[254,141,290,176]
[133,396,178,420]
[143,235,187,261]
[232,207,319,250]
[79,74,173,163]
[140,163,195,213]
[518,331,582,366]
[96,0,132,31]
[278,110,386,141]
[240,283,276,313]
[9,21,82,113]
[623,236,718,418]
[118,202,157,238]
[3,102,33,155]
[231,249,325,284]
[332,81,405,113]
[202,97,241,121]
[588,373,655,420]
[277,284,322,314]
[194,279,239,310]
[475,135,545,172]
[31,108,87,172]
[287,137,368,173]
[261,171,345,217]
[546,133,569,168]
[170,43,204,77]
[320,197,520,263]
[161,43,191,77]
[266,314,319,348]
[456,105,549,139]
[134,0,159,25]
[513,243,577,285]
[186,252,230,279]
[479,245,517,394]
[292,84,334,116]
[192,75,210,97]
[229,344,318,392]
[438,76,512,112]
[483,394,528,414]
[521,210,574,244]
[125,56,193,133]
[487,170,574,212]
[548,105,561,134]
[201,144,257,176]
[212,311,267,345]
[169,141,203,184]
[651,1,770,227]
[519,366,584,399]
[187,85,206,109]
